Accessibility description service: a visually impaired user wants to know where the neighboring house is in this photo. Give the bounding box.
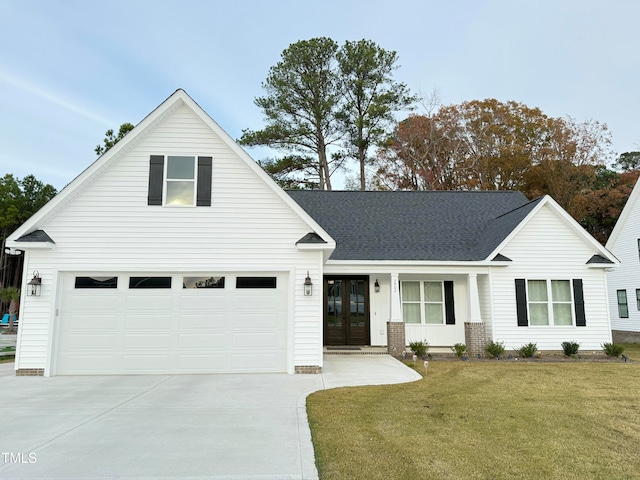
[606,178,640,342]
[7,89,618,376]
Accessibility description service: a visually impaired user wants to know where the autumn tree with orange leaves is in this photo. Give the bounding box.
[375,99,615,218]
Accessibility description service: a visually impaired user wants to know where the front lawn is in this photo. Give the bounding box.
[307,345,640,479]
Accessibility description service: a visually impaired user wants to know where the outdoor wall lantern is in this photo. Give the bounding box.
[27,271,42,297]
[304,272,313,296]
[374,279,380,293]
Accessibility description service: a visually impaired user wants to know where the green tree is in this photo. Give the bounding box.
[95,122,135,156]
[239,38,342,190]
[336,40,417,190]
[615,151,640,171]
[0,174,57,288]
[0,286,20,333]
[258,155,319,190]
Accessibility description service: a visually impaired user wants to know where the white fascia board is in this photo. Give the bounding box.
[5,240,53,250]
[606,178,640,249]
[323,260,493,276]
[486,195,619,265]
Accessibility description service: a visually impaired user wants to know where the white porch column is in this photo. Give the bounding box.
[390,272,402,322]
[387,272,405,357]
[467,273,483,323]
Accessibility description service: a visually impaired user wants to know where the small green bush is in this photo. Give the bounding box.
[484,340,505,358]
[602,342,625,357]
[517,342,538,358]
[409,340,429,357]
[561,341,580,357]
[451,343,467,357]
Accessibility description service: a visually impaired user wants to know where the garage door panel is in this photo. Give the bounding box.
[63,313,119,330]
[179,295,231,310]
[126,295,174,311]
[177,354,226,372]
[178,333,226,348]
[123,354,173,372]
[179,313,227,329]
[71,295,119,312]
[60,333,118,350]
[234,294,283,311]
[125,314,172,330]
[233,314,284,329]
[124,333,172,349]
[58,354,121,374]
[57,272,289,375]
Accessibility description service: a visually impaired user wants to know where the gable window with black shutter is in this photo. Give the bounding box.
[515,278,586,327]
[401,280,455,325]
[147,155,212,206]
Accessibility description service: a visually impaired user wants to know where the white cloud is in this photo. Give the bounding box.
[0,70,114,128]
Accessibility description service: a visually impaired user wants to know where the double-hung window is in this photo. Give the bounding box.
[617,290,629,318]
[165,156,196,205]
[527,280,573,326]
[147,155,212,206]
[516,278,585,327]
[401,281,455,325]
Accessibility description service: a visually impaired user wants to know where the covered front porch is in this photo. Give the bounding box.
[322,264,493,349]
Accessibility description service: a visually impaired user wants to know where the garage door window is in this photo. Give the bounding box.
[236,277,277,288]
[183,276,225,288]
[129,277,172,289]
[74,276,118,289]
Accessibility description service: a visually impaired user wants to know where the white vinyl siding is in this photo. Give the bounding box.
[490,203,612,350]
[14,103,323,373]
[606,182,640,332]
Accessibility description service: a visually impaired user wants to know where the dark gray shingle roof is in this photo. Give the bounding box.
[287,190,534,261]
[16,229,55,243]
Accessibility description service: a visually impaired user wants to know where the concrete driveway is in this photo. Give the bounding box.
[0,356,420,479]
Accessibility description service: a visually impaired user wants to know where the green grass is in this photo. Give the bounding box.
[307,344,640,480]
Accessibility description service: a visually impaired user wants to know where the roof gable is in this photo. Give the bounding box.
[488,195,618,266]
[7,90,334,249]
[606,176,640,250]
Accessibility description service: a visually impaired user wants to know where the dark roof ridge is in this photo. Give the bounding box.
[493,196,544,220]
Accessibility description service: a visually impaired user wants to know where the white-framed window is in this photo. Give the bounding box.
[636,289,640,311]
[527,279,573,326]
[401,281,444,324]
[165,155,196,205]
[617,290,629,318]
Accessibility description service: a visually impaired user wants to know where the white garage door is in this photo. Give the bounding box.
[55,273,289,374]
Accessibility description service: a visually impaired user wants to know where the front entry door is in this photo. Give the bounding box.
[324,276,370,345]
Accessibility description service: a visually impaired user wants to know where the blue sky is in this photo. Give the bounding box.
[1,0,639,190]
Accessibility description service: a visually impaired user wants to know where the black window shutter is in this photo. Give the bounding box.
[444,281,455,325]
[573,279,586,326]
[515,279,528,326]
[148,155,164,205]
[196,156,212,206]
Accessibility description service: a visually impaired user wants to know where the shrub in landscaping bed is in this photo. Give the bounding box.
[409,339,429,357]
[517,342,538,358]
[561,341,580,357]
[602,342,625,357]
[484,340,505,358]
